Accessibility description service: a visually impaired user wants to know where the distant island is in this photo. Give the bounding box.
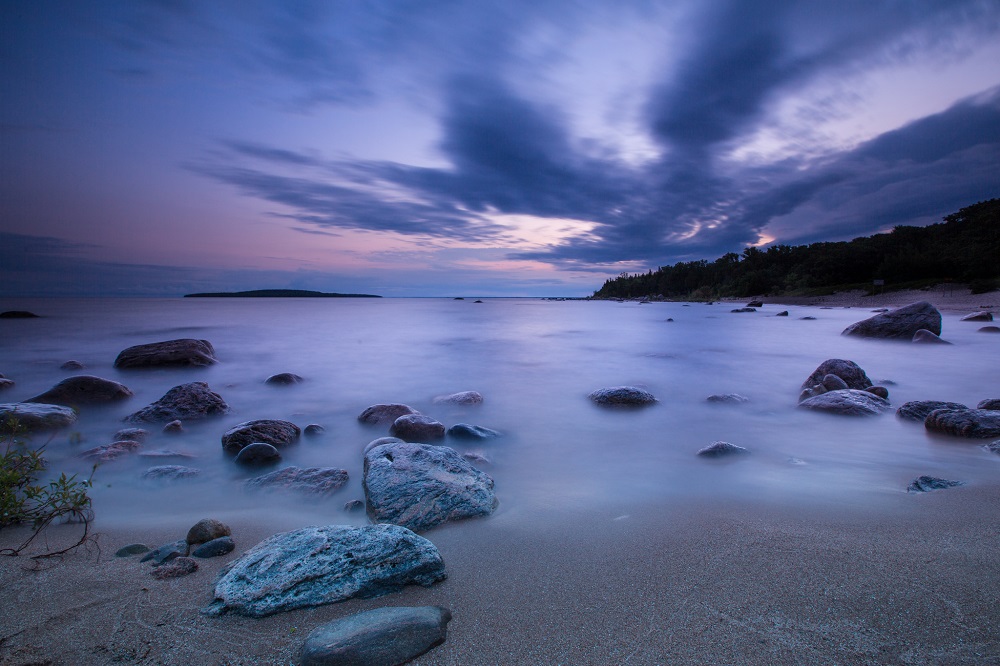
[184,289,381,298]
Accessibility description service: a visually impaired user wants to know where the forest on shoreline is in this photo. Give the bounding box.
[592,199,999,300]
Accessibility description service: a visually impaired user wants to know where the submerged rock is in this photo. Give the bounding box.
[389,414,446,443]
[907,476,964,493]
[0,402,77,433]
[925,408,1000,438]
[221,419,300,454]
[896,400,968,422]
[358,403,419,426]
[960,311,993,322]
[113,427,149,443]
[245,466,349,496]
[0,310,40,318]
[447,423,501,440]
[798,389,891,416]
[234,443,281,466]
[265,372,303,385]
[433,391,484,405]
[979,326,1000,333]
[697,441,749,458]
[730,307,756,313]
[303,424,325,437]
[114,338,217,369]
[588,386,657,407]
[60,360,85,370]
[842,301,942,339]
[801,359,873,391]
[706,393,750,404]
[202,524,446,617]
[80,440,141,462]
[364,441,497,532]
[141,465,201,481]
[912,329,951,344]
[298,606,452,666]
[0,379,13,392]
[124,382,229,424]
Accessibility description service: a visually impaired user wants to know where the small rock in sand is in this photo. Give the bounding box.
[907,476,964,493]
[140,539,189,565]
[115,543,151,557]
[151,557,198,579]
[192,537,235,559]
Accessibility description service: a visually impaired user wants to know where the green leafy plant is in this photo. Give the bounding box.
[0,417,95,558]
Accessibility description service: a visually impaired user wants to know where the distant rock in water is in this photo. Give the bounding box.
[447,423,501,440]
[233,443,281,466]
[303,423,325,437]
[26,375,133,406]
[433,390,484,405]
[706,393,750,404]
[896,400,968,422]
[746,300,763,308]
[389,414,446,443]
[978,399,1000,410]
[0,310,40,318]
[907,476,964,493]
[588,386,657,407]
[801,359,873,391]
[114,338,217,369]
[0,402,77,433]
[978,326,1000,333]
[0,379,15,391]
[697,441,749,457]
[798,389,891,416]
[358,403,418,426]
[80,440,141,462]
[265,372,303,385]
[960,311,993,322]
[245,466,349,496]
[60,360,85,370]
[142,465,201,481]
[912,329,950,344]
[125,382,229,423]
[221,419,300,454]
[841,301,941,340]
[730,307,756,313]
[775,311,789,317]
[184,289,381,298]
[925,408,1000,438]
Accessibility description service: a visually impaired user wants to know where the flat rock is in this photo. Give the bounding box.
[364,441,497,532]
[389,414,446,443]
[842,301,942,339]
[124,382,229,424]
[446,423,501,440]
[0,402,77,433]
[221,419,300,454]
[358,404,418,426]
[907,476,964,493]
[801,359,873,390]
[896,401,968,422]
[202,524,446,617]
[697,441,749,457]
[234,443,281,466]
[979,326,1000,333]
[588,386,657,407]
[706,393,750,404]
[186,518,232,545]
[925,408,1000,438]
[140,539,189,565]
[80,440,141,462]
[151,557,198,579]
[977,399,1000,410]
[961,311,993,321]
[192,536,235,559]
[912,329,951,344]
[798,389,891,416]
[433,391,483,405]
[245,466,349,496]
[299,606,452,666]
[0,310,39,318]
[265,372,303,385]
[114,338,217,369]
[141,465,201,481]
[138,449,195,460]
[115,543,150,557]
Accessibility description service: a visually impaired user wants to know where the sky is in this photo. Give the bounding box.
[2,0,999,297]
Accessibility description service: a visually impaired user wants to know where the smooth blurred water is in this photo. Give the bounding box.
[1,297,997,532]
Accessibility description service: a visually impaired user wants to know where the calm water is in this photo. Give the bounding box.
[1,297,997,531]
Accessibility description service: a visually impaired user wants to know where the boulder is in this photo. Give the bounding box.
[960,312,993,322]
[446,423,501,440]
[912,329,950,344]
[202,524,446,617]
[925,409,1000,438]
[114,338,217,369]
[0,403,77,433]
[842,301,941,339]
[588,386,657,407]
[696,441,749,458]
[151,557,198,579]
[798,389,891,416]
[800,359,873,391]
[358,404,418,426]
[245,466,349,496]
[80,440,141,462]
[363,441,497,533]
[977,399,1000,411]
[186,518,232,546]
[389,414,446,443]
[221,419,300,454]
[907,476,964,493]
[124,382,229,424]
[192,536,235,559]
[433,391,483,405]
[706,393,750,404]
[0,310,39,318]
[298,606,452,666]
[234,443,281,466]
[265,372,303,385]
[141,465,201,481]
[896,401,968,422]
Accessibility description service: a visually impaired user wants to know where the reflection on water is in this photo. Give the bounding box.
[0,297,997,532]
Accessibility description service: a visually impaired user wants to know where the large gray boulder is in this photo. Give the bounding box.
[124,382,229,423]
[244,466,349,496]
[925,408,1000,438]
[358,404,418,426]
[299,606,452,666]
[114,338,217,368]
[841,301,942,339]
[798,389,891,416]
[364,441,497,532]
[202,524,446,617]
[25,375,133,406]
[588,386,657,407]
[389,414,445,443]
[801,359,873,390]
[0,402,77,433]
[221,419,300,454]
[896,400,968,422]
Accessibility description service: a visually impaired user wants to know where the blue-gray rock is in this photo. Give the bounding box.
[113,427,149,443]
[25,375,133,406]
[186,518,231,545]
[433,391,483,405]
[961,311,993,322]
[141,465,201,481]
[730,307,756,313]
[81,440,141,462]
[912,329,951,344]
[140,539,189,565]
[60,360,84,370]
[358,404,418,426]
[801,359,873,390]
[344,499,365,512]
[907,476,964,493]
[706,393,750,404]
[221,419,300,454]
[821,374,850,391]
[977,398,1000,410]
[588,386,657,407]
[842,301,942,339]
[265,372,303,385]
[389,414,445,443]
[364,437,405,455]
[798,389,891,416]
[800,316,816,320]
[697,441,749,457]
[299,606,452,666]
[0,402,77,433]
[124,382,229,424]
[151,557,199,579]
[304,424,325,437]
[979,326,1000,333]
[234,443,281,466]
[896,401,969,422]
[202,524,446,617]
[115,543,150,557]
[447,423,501,440]
[984,440,1000,455]
[192,536,235,558]
[775,311,789,316]
[244,466,349,496]
[114,338,217,369]
[364,441,497,532]
[925,408,1000,438]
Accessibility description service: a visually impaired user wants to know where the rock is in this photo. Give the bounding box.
[202,524,446,617]
[151,557,199,579]
[912,329,951,344]
[304,424,325,437]
[746,300,763,308]
[162,419,184,434]
[977,399,1000,410]
[363,437,405,455]
[798,389,891,416]
[25,375,133,406]
[389,414,446,443]
[113,427,149,443]
[265,372,303,385]
[0,311,39,318]
[730,307,756,313]
[221,419,300,454]
[140,539,189,565]
[588,386,657,407]
[124,382,229,424]
[0,402,77,433]
[798,384,826,403]
[138,449,195,460]
[864,386,890,400]
[234,443,281,466]
[363,441,497,532]
[80,440,141,462]
[925,408,1000,438]
[192,536,235,559]
[447,423,501,440]
[115,543,150,557]
[298,606,452,666]
[344,499,365,512]
[801,359,873,391]
[433,391,483,405]
[984,441,1000,455]
[60,360,85,370]
[896,401,968,422]
[979,326,1000,333]
[907,476,964,493]
[706,393,750,404]
[463,452,492,465]
[141,465,201,481]
[800,316,816,320]
[0,379,13,391]
[358,404,418,426]
[821,374,850,391]
[842,301,942,339]
[775,311,789,316]
[186,518,232,545]
[961,311,994,321]
[245,466,349,496]
[114,338,217,369]
[697,441,749,457]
